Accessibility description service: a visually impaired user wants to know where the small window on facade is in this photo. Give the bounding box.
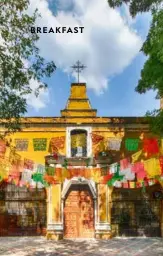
[71,130,87,157]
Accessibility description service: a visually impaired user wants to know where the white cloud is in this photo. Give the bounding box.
[28,0,142,95]
[21,60,50,111]
[25,79,50,111]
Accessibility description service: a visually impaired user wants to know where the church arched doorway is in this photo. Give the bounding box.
[63,184,95,238]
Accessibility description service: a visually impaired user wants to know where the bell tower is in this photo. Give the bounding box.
[61,83,97,117]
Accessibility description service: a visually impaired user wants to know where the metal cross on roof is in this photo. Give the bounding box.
[71,61,86,84]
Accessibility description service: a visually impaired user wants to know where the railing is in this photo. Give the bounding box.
[45,154,113,166]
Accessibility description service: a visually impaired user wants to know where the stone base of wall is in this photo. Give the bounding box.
[46,231,114,240]
[95,231,113,239]
[95,223,112,239]
[46,231,63,240]
[46,223,63,240]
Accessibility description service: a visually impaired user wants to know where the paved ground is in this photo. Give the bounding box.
[0,237,163,256]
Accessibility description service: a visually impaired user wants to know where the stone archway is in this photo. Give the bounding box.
[62,178,97,238]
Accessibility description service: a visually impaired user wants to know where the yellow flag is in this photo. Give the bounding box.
[144,158,161,178]
[91,168,101,183]
[0,157,11,179]
[129,181,135,188]
[132,150,142,163]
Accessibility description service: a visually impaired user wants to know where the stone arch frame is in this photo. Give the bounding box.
[61,177,97,200]
[61,177,97,237]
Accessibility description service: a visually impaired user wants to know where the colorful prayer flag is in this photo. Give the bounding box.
[36,164,45,174]
[131,162,145,174]
[122,182,129,188]
[120,158,130,170]
[120,166,135,181]
[143,138,159,157]
[125,138,139,151]
[101,172,113,184]
[15,139,28,151]
[132,150,142,163]
[91,133,104,145]
[33,138,47,151]
[129,181,136,188]
[24,158,34,170]
[144,158,161,178]
[109,163,118,174]
[21,169,33,184]
[45,166,55,176]
[108,138,122,151]
[131,162,146,180]
[49,136,65,152]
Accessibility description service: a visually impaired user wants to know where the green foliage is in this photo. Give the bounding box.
[0,0,56,133]
[136,9,163,98]
[108,0,162,17]
[108,0,163,135]
[136,9,163,136]
[146,109,163,135]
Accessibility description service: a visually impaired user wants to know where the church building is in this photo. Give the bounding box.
[0,82,163,239]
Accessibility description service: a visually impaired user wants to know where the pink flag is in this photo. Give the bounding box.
[131,162,145,173]
[120,158,130,170]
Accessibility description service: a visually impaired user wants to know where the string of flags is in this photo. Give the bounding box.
[1,136,66,153]
[0,137,163,189]
[1,135,161,154]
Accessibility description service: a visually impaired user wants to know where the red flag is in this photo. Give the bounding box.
[91,133,104,145]
[143,138,159,157]
[101,173,113,184]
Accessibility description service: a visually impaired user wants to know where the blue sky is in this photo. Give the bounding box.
[27,0,160,117]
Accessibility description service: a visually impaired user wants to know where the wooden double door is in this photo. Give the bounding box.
[64,185,94,238]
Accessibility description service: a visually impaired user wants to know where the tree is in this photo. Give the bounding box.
[108,0,163,135]
[0,0,56,134]
[108,0,162,17]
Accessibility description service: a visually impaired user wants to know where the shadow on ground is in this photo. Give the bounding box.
[0,237,163,256]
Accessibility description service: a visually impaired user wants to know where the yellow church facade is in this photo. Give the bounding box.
[0,83,163,239]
